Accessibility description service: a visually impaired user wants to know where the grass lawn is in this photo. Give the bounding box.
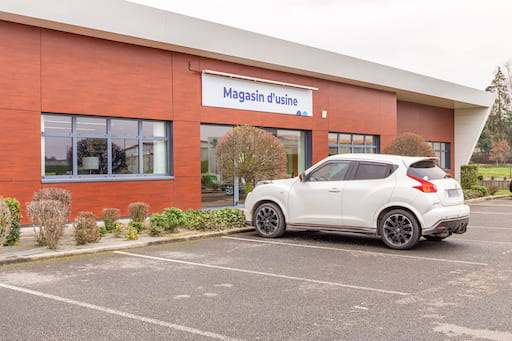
[495,189,512,195]
[477,165,512,179]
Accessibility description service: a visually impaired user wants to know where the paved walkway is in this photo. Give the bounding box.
[0,222,253,265]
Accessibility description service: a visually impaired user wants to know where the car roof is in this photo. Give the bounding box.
[324,153,439,167]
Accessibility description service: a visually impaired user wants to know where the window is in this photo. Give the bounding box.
[354,162,393,180]
[429,142,450,170]
[308,161,351,181]
[42,114,171,181]
[329,133,379,155]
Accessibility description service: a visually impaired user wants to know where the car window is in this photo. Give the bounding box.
[354,162,393,180]
[408,160,447,180]
[308,161,351,181]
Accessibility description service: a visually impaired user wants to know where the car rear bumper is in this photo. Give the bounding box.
[423,216,469,236]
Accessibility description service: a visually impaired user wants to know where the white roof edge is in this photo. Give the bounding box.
[0,0,494,109]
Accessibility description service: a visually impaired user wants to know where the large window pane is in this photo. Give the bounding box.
[44,136,72,175]
[328,133,338,145]
[277,129,306,178]
[77,117,106,135]
[143,140,167,174]
[43,115,71,134]
[142,121,166,137]
[329,146,338,156]
[112,119,138,136]
[77,138,108,175]
[201,125,233,208]
[112,138,139,174]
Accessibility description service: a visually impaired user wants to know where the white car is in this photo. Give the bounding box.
[245,154,469,250]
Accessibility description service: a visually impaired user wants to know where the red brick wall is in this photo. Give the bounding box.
[397,101,455,171]
[0,20,453,224]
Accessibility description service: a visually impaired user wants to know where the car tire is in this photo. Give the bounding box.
[423,235,448,241]
[253,202,286,238]
[379,209,421,250]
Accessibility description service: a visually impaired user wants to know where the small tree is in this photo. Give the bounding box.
[382,132,435,157]
[489,138,511,164]
[216,126,287,189]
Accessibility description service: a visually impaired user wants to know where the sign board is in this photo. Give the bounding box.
[202,73,313,116]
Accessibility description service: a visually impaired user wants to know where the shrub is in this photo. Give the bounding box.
[163,207,187,230]
[126,225,138,240]
[470,185,488,197]
[461,165,478,189]
[26,200,68,249]
[149,213,168,235]
[216,208,246,228]
[129,202,149,223]
[102,208,120,233]
[382,133,435,157]
[73,211,101,245]
[488,186,499,195]
[0,200,12,246]
[33,187,71,219]
[129,220,145,233]
[463,189,480,200]
[113,222,126,238]
[3,198,21,246]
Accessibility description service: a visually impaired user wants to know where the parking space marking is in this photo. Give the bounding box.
[469,225,511,231]
[223,237,488,266]
[0,283,240,341]
[448,238,512,246]
[470,211,512,216]
[114,251,411,296]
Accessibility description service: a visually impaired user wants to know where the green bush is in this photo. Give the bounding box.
[149,213,169,235]
[461,165,478,189]
[102,208,120,233]
[113,222,125,238]
[4,198,21,246]
[73,211,101,245]
[470,185,488,197]
[129,220,145,233]
[0,200,12,246]
[128,202,149,223]
[215,208,246,228]
[163,207,187,229]
[126,225,138,240]
[463,189,480,200]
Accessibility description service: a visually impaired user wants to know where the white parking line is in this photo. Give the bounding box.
[470,211,512,216]
[0,283,240,341]
[223,237,488,266]
[114,251,411,296]
[469,225,511,231]
[448,238,512,246]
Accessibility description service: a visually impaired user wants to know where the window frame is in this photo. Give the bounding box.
[428,141,451,170]
[42,113,173,183]
[328,132,380,154]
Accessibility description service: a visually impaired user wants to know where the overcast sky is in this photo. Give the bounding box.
[128,0,512,90]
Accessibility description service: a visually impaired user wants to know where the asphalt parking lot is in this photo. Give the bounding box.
[1,198,511,340]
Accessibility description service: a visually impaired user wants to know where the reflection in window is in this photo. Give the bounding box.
[429,141,450,170]
[43,136,72,175]
[329,132,379,155]
[42,114,170,179]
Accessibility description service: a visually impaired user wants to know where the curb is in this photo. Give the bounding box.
[465,194,512,203]
[0,227,255,266]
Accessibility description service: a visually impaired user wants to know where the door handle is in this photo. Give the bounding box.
[328,188,341,193]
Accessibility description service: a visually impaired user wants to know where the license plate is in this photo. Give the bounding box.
[446,189,460,198]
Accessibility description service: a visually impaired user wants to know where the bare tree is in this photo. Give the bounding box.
[216,126,287,190]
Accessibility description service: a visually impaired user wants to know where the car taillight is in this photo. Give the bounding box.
[407,174,437,193]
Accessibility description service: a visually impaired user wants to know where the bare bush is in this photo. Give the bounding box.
[102,208,120,232]
[27,200,68,249]
[382,132,435,157]
[73,211,101,245]
[33,187,72,219]
[128,202,149,223]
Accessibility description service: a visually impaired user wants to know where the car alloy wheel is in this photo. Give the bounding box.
[380,209,420,250]
[253,202,286,238]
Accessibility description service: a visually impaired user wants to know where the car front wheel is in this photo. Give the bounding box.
[253,202,286,238]
[379,209,421,250]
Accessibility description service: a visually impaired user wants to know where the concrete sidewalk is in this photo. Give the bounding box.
[0,223,254,266]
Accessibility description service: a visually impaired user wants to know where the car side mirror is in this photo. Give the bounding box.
[299,172,305,182]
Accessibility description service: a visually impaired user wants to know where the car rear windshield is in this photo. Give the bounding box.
[407,160,447,180]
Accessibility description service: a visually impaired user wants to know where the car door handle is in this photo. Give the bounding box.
[328,188,341,192]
